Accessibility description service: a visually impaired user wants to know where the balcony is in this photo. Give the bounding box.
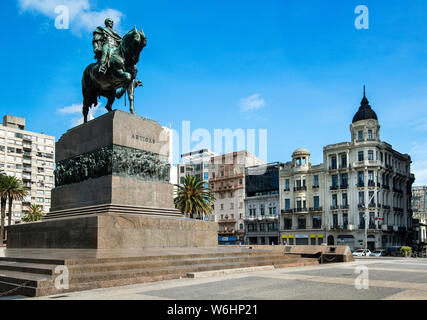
[369,224,377,230]
[309,206,323,212]
[22,135,32,141]
[283,188,290,192]
[294,207,308,213]
[281,209,293,214]
[218,218,236,224]
[340,205,349,210]
[382,185,390,190]
[330,185,339,191]
[312,185,319,190]
[357,183,365,188]
[368,181,376,187]
[340,184,348,190]
[368,202,376,208]
[358,204,365,209]
[339,164,348,170]
[328,166,338,171]
[23,152,32,157]
[383,205,391,210]
[294,186,307,192]
[330,205,339,211]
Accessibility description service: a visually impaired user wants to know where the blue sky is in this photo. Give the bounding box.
[1,0,427,184]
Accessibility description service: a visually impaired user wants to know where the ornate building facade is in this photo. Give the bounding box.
[279,91,415,250]
[244,162,282,245]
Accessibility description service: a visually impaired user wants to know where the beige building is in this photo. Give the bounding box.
[0,115,55,224]
[412,186,427,246]
[280,91,415,250]
[209,151,265,244]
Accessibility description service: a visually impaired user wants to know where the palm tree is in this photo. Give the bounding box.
[0,174,7,243]
[5,176,28,227]
[0,175,28,242]
[174,175,215,219]
[22,204,45,223]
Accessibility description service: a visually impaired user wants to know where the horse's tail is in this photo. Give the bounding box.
[82,64,98,122]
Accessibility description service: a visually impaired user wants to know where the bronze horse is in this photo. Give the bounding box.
[82,27,146,123]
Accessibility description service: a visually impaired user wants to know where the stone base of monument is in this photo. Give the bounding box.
[7,111,218,249]
[7,212,218,249]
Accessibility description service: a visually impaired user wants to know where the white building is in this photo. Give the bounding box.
[412,186,427,246]
[177,149,217,189]
[279,90,415,250]
[0,115,55,224]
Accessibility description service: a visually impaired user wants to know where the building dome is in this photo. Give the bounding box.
[352,87,378,123]
[292,148,310,156]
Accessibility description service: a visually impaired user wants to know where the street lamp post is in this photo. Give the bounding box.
[365,189,379,252]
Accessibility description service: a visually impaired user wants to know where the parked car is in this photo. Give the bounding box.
[384,246,401,257]
[370,249,385,257]
[352,249,371,256]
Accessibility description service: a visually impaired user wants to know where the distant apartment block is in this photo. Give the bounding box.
[0,115,55,224]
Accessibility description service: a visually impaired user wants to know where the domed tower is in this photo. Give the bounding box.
[292,148,311,171]
[350,86,380,144]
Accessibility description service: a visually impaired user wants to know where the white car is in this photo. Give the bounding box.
[352,249,371,256]
[370,249,385,257]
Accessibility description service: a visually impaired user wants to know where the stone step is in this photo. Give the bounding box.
[0,261,57,276]
[36,257,315,296]
[0,250,284,266]
[65,254,296,274]
[65,257,305,284]
[0,252,318,297]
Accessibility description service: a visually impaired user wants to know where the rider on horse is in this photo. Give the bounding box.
[93,18,122,74]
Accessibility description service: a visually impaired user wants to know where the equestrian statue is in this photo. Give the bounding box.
[82,18,146,123]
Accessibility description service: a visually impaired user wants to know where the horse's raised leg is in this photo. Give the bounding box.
[127,79,136,114]
[83,103,89,123]
[105,91,116,112]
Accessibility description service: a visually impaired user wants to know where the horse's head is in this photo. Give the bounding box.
[120,26,147,64]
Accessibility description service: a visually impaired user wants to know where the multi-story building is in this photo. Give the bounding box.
[279,149,326,246]
[412,186,427,246]
[177,149,217,189]
[244,162,283,245]
[279,90,415,250]
[0,115,55,224]
[209,151,265,245]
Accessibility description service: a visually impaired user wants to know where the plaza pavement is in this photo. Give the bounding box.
[9,257,426,300]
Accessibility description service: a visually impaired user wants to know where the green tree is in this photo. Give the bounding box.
[0,174,7,243]
[0,174,28,242]
[174,176,215,219]
[22,204,45,223]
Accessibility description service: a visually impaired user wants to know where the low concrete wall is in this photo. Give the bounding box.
[284,245,354,263]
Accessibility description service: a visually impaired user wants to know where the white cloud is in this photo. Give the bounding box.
[57,102,104,127]
[57,103,82,114]
[240,94,266,112]
[17,0,124,34]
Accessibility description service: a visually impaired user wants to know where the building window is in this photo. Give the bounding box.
[313,175,319,187]
[297,216,306,230]
[341,173,348,187]
[333,214,338,227]
[368,130,373,139]
[332,175,338,188]
[341,154,347,168]
[284,218,292,230]
[330,156,337,169]
[312,216,321,229]
[260,204,265,216]
[358,171,364,186]
[368,150,374,161]
[358,130,363,140]
[359,192,365,206]
[358,151,364,162]
[313,196,320,209]
[285,199,290,210]
[285,179,290,190]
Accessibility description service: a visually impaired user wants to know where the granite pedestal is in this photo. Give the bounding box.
[7,111,218,249]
